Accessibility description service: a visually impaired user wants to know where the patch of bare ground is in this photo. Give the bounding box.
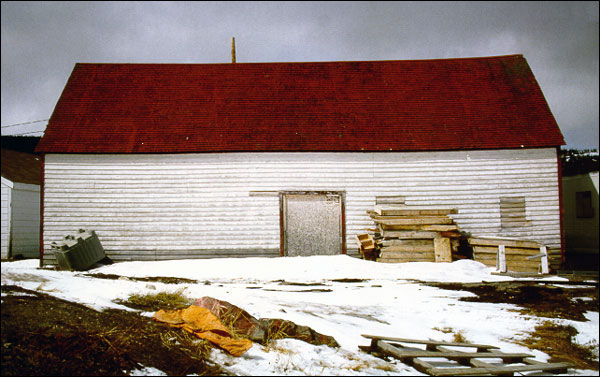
[424,281,598,321]
[513,321,599,371]
[424,280,599,370]
[1,285,225,376]
[83,273,199,285]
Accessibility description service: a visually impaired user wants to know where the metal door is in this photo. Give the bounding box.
[282,192,342,256]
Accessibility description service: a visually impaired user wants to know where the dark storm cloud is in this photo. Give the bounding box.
[1,1,598,148]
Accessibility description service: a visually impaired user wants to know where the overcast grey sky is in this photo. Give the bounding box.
[1,1,598,149]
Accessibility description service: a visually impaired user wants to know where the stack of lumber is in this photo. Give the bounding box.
[361,203,562,272]
[368,205,460,263]
[470,237,560,273]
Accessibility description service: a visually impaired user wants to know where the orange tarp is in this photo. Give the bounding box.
[153,305,253,356]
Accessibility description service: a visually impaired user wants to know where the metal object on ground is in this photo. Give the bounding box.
[51,229,105,271]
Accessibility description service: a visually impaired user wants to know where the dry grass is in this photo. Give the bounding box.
[433,326,454,334]
[452,330,469,344]
[513,321,599,371]
[117,288,192,311]
[433,326,470,343]
[159,329,214,361]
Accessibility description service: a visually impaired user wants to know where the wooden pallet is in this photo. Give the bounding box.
[360,334,573,376]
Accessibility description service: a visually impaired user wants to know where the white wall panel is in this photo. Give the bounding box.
[42,148,561,265]
[1,178,12,259]
[10,183,40,258]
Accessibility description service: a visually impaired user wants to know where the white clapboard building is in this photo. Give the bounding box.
[1,149,41,259]
[35,55,566,266]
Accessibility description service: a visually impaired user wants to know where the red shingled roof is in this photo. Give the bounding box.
[36,55,564,153]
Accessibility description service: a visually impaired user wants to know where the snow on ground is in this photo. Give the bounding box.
[2,256,598,376]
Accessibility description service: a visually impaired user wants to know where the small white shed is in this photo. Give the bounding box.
[1,149,41,259]
[562,171,599,267]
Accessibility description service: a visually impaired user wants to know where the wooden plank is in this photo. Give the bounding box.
[380,230,440,239]
[380,245,435,253]
[472,252,542,262]
[374,217,455,226]
[377,257,435,263]
[474,260,540,273]
[421,225,458,231]
[379,239,433,247]
[419,362,574,376]
[375,196,405,205]
[497,244,507,272]
[504,265,540,273]
[472,246,541,256]
[379,251,435,259]
[434,237,452,263]
[375,348,532,360]
[440,231,462,238]
[379,224,458,231]
[437,345,524,366]
[522,358,569,374]
[540,246,549,274]
[374,205,457,216]
[361,335,499,350]
[369,213,453,221]
[473,257,540,267]
[468,237,540,249]
[411,358,436,375]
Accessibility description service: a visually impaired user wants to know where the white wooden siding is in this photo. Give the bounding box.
[42,148,561,265]
[1,177,13,259]
[10,182,40,258]
[562,172,599,254]
[1,178,40,259]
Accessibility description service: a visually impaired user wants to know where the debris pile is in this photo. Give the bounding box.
[194,296,339,348]
[153,305,253,356]
[153,296,339,357]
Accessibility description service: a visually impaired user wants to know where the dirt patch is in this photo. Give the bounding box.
[83,273,199,285]
[273,279,329,286]
[423,281,599,321]
[262,288,333,293]
[514,321,599,371]
[1,285,224,376]
[330,278,370,283]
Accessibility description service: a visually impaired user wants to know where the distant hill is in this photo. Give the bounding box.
[560,148,599,176]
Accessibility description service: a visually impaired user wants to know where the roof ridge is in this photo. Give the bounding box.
[74,54,525,66]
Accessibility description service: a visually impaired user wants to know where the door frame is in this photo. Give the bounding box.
[279,190,346,256]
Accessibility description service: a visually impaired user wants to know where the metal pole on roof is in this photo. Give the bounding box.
[231,37,236,63]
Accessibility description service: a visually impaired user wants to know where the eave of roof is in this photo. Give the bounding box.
[1,149,41,185]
